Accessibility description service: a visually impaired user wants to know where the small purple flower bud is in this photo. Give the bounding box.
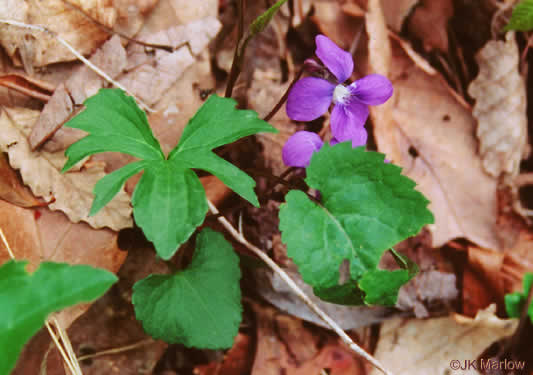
[282,131,324,168]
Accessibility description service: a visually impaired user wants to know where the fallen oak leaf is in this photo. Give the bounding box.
[0,107,133,231]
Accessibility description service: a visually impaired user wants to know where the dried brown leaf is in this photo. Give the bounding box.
[312,1,361,48]
[367,0,500,249]
[255,268,392,330]
[366,0,403,163]
[30,35,127,151]
[0,73,53,102]
[0,152,44,207]
[407,0,454,53]
[468,32,528,178]
[381,0,420,32]
[0,107,132,231]
[0,0,110,67]
[248,69,294,176]
[118,17,220,106]
[28,83,74,150]
[251,303,365,375]
[369,306,518,375]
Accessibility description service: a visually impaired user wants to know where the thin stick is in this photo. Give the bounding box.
[77,338,153,361]
[0,227,15,259]
[206,199,393,375]
[225,0,246,98]
[50,317,83,374]
[0,19,155,112]
[45,322,81,375]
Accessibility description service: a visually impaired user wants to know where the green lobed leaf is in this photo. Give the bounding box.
[131,161,207,260]
[169,95,277,207]
[62,89,164,172]
[504,272,533,322]
[249,0,288,36]
[63,90,276,259]
[132,228,242,349]
[504,0,533,31]
[279,143,433,305]
[90,160,150,216]
[0,261,117,375]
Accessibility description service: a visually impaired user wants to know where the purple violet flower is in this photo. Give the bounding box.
[282,131,323,167]
[286,35,393,144]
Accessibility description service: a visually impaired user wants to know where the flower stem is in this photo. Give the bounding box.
[225,0,246,98]
[263,65,304,122]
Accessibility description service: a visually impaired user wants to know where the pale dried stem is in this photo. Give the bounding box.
[206,199,394,375]
[77,338,153,361]
[0,226,83,375]
[0,19,155,112]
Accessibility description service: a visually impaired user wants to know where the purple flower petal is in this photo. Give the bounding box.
[286,77,335,121]
[330,101,369,143]
[349,74,393,105]
[282,131,324,167]
[315,35,354,83]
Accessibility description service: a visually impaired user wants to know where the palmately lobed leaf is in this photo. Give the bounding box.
[132,228,242,349]
[62,90,276,260]
[0,261,117,375]
[62,89,164,172]
[279,143,434,305]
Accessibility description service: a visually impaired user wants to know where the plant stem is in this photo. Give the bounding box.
[206,199,394,375]
[225,0,246,98]
[263,65,304,121]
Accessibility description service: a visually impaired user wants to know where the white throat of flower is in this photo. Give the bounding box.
[332,84,351,105]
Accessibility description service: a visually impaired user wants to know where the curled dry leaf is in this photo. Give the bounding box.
[0,73,53,102]
[366,0,500,249]
[369,306,519,375]
[0,152,44,208]
[468,32,528,178]
[0,107,132,231]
